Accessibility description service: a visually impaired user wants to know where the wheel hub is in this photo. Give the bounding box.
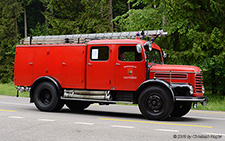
[40,89,52,105]
[147,95,163,112]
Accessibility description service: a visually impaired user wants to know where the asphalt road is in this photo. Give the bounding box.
[0,95,224,141]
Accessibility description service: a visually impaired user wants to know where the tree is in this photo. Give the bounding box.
[113,0,152,31]
[41,0,111,34]
[24,0,27,37]
[108,0,113,32]
[78,0,111,33]
[114,0,225,94]
[0,0,22,83]
[160,0,225,94]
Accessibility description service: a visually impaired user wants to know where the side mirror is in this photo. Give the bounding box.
[144,41,152,52]
[162,51,168,59]
[136,44,142,53]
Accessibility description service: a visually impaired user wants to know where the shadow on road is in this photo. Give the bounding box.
[166,117,202,122]
[60,108,145,119]
[25,104,203,122]
[58,108,202,122]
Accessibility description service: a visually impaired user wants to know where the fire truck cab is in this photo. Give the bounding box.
[14,30,208,120]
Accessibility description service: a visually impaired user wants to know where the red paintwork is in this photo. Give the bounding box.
[14,39,204,97]
[14,44,86,89]
[86,40,146,91]
[151,64,201,72]
[86,44,113,90]
[150,64,203,97]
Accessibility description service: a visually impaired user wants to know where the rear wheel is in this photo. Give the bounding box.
[138,86,174,120]
[66,101,91,111]
[33,82,64,111]
[171,102,192,117]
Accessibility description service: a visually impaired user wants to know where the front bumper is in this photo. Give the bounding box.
[175,96,208,106]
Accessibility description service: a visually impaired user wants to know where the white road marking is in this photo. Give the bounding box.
[37,119,55,122]
[74,122,94,125]
[154,129,179,132]
[188,116,225,121]
[0,101,33,106]
[111,125,134,129]
[8,116,24,119]
[202,133,225,136]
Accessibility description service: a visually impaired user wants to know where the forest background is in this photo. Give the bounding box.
[0,0,224,95]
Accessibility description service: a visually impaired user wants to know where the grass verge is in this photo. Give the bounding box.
[0,82,29,97]
[0,83,224,111]
[193,93,225,111]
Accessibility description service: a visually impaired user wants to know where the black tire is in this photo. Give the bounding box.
[171,102,192,117]
[138,86,174,120]
[33,82,64,112]
[66,101,90,111]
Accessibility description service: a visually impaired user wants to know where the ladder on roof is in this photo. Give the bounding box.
[20,30,167,45]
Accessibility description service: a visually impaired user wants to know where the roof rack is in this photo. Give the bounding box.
[20,30,167,45]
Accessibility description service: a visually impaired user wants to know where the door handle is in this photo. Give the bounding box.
[116,63,120,66]
[29,62,33,65]
[62,62,66,65]
[88,63,92,66]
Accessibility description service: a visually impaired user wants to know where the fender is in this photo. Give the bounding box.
[30,76,62,102]
[136,78,175,102]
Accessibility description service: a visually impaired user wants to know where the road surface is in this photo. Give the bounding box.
[0,95,224,141]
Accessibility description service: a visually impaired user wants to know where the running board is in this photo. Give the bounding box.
[60,97,134,104]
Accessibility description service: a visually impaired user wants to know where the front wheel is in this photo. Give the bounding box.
[138,86,174,120]
[33,82,64,112]
[171,102,192,117]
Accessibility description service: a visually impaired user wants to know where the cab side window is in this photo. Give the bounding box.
[90,46,109,61]
[118,46,142,61]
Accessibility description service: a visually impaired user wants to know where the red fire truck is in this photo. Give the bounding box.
[14,30,207,120]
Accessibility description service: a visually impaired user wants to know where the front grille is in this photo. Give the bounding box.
[155,73,187,80]
[195,72,203,93]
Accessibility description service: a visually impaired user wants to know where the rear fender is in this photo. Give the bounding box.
[30,76,62,102]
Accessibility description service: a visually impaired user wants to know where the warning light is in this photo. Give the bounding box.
[151,37,154,43]
[136,32,140,39]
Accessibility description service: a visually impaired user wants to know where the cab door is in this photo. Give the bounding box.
[86,45,112,90]
[115,45,146,91]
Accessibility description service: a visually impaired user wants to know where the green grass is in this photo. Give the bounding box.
[0,83,224,111]
[0,82,29,97]
[192,93,225,111]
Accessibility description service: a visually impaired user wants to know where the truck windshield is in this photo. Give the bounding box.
[148,49,162,64]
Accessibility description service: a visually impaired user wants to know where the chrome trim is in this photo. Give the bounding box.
[171,83,193,95]
[16,44,87,47]
[195,72,204,93]
[175,96,208,102]
[61,97,133,104]
[154,73,188,80]
[16,86,31,92]
[151,71,200,74]
[88,42,139,45]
